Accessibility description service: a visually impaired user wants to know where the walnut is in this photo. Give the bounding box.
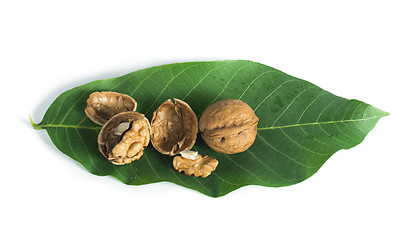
[98,111,150,165]
[150,99,198,156]
[173,150,219,178]
[199,99,258,154]
[85,91,137,126]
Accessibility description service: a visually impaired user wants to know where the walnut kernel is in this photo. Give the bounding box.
[173,151,218,178]
[98,111,150,165]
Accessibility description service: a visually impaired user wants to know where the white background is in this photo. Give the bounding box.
[1,0,408,239]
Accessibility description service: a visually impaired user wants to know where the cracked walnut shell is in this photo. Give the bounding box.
[150,99,198,156]
[85,91,137,126]
[98,111,150,165]
[199,99,258,154]
[173,151,218,178]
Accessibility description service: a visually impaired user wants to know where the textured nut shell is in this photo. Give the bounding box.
[199,99,258,154]
[173,155,218,178]
[98,111,150,165]
[151,99,198,156]
[85,91,137,126]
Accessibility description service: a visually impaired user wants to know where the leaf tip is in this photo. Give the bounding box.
[379,109,390,117]
[29,115,42,130]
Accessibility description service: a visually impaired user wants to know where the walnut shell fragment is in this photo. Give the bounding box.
[98,112,150,165]
[173,151,218,178]
[85,91,137,126]
[150,99,198,156]
[199,99,258,154]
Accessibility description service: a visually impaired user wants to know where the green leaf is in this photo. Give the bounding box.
[33,60,388,197]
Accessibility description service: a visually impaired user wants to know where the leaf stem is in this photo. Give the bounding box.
[29,116,101,131]
[30,115,42,130]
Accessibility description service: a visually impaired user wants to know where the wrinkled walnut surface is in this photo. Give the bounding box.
[85,91,137,126]
[173,154,218,178]
[151,98,198,156]
[98,111,150,165]
[199,99,258,154]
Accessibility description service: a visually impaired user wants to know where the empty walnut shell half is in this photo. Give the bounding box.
[98,112,150,165]
[85,91,137,126]
[150,98,198,156]
[199,99,259,154]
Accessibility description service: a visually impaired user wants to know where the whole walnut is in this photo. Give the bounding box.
[199,99,258,154]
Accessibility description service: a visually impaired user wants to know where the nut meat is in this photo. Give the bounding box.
[199,99,258,154]
[151,99,198,156]
[173,151,218,178]
[85,91,137,126]
[98,111,150,165]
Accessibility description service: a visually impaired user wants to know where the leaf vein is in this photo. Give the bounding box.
[207,64,252,105]
[246,149,294,181]
[223,154,270,184]
[129,68,168,97]
[74,128,101,173]
[58,90,91,125]
[257,115,382,130]
[238,70,276,100]
[145,64,200,113]
[254,79,297,112]
[182,64,226,101]
[257,134,316,169]
[143,153,162,180]
[297,92,330,124]
[128,163,147,184]
[271,86,316,126]
[280,128,331,156]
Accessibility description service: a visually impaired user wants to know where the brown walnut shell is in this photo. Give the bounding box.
[150,98,198,156]
[98,111,150,165]
[199,99,258,154]
[85,91,137,126]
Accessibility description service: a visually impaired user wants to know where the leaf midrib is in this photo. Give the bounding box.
[32,123,101,130]
[257,115,385,131]
[32,114,385,131]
